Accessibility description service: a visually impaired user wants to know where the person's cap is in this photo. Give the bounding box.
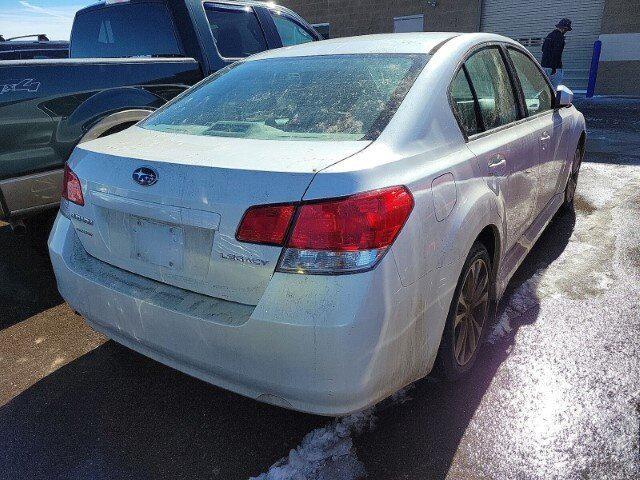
[556,18,572,31]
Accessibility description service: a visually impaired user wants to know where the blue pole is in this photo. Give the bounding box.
[586,40,602,98]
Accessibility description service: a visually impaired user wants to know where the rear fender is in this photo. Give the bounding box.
[415,185,503,375]
[434,184,503,316]
[440,185,502,271]
[54,86,166,157]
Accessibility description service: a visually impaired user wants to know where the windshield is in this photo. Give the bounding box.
[70,3,182,58]
[142,54,429,141]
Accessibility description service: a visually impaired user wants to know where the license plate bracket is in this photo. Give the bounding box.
[131,216,184,270]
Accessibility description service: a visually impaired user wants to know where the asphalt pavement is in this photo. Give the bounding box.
[0,97,638,480]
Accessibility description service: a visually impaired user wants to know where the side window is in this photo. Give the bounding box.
[205,5,267,59]
[450,68,480,136]
[270,12,314,47]
[464,48,519,130]
[507,48,554,115]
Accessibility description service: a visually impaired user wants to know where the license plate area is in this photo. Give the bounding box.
[131,216,184,270]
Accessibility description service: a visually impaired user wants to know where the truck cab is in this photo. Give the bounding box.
[0,0,320,229]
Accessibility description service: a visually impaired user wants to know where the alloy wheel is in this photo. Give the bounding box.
[453,258,489,366]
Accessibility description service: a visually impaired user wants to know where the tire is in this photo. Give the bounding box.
[561,144,583,212]
[435,241,493,381]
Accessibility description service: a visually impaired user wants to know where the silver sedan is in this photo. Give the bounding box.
[49,32,586,415]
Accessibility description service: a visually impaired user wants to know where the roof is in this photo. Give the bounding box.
[250,32,462,60]
[82,0,308,22]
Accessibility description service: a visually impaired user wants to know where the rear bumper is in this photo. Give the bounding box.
[49,214,431,416]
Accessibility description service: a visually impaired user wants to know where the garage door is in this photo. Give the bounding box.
[481,0,605,91]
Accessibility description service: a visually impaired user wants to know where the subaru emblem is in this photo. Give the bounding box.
[132,166,158,186]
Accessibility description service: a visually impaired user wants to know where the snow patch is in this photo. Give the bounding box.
[488,272,542,344]
[251,388,413,480]
[250,411,373,480]
[488,314,513,344]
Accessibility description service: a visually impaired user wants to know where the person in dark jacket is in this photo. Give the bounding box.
[542,18,572,89]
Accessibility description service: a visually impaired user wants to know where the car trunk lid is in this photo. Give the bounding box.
[67,127,369,305]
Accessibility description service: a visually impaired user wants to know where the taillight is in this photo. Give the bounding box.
[236,186,413,274]
[236,204,296,245]
[61,163,84,206]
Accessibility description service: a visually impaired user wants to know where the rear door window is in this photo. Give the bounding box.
[450,68,480,136]
[463,47,519,131]
[205,4,267,59]
[507,48,554,116]
[71,3,182,58]
[269,12,315,47]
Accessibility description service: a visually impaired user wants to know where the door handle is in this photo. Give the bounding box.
[487,156,506,169]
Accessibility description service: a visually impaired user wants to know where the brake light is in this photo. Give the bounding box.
[61,163,84,206]
[236,204,295,245]
[288,187,413,251]
[236,186,413,274]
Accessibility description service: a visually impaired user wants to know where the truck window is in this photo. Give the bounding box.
[70,3,182,58]
[269,12,314,47]
[205,4,267,59]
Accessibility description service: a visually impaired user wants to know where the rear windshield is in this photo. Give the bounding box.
[70,3,182,58]
[141,54,428,141]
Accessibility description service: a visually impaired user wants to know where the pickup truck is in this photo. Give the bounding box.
[0,0,320,233]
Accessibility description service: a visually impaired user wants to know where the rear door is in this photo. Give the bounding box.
[453,46,539,252]
[505,46,564,215]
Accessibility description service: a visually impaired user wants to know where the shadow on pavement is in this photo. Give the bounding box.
[0,224,63,330]
[356,207,576,480]
[0,340,326,480]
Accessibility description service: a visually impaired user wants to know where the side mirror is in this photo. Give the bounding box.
[556,85,573,108]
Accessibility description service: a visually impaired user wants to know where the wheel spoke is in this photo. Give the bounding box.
[458,293,468,311]
[464,270,474,299]
[471,314,482,337]
[474,291,489,309]
[473,271,488,301]
[472,261,480,286]
[467,316,476,354]
[454,258,490,365]
[455,321,467,360]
